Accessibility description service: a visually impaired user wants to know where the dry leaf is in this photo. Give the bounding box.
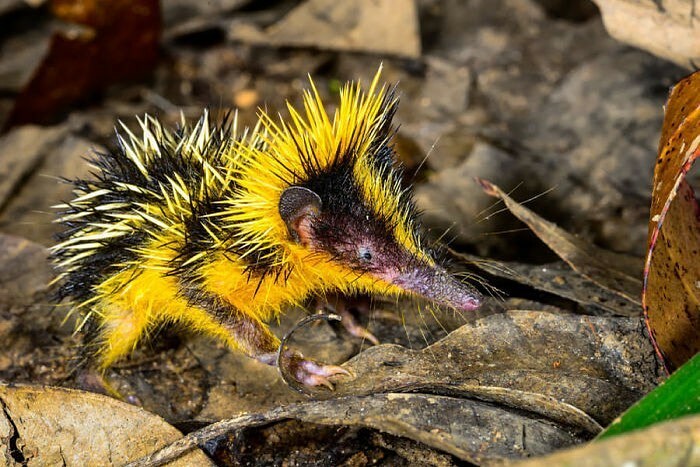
[128,391,587,466]
[332,310,655,427]
[130,309,658,465]
[477,178,643,308]
[228,0,421,58]
[594,0,700,70]
[459,254,639,316]
[0,384,211,465]
[643,70,700,370]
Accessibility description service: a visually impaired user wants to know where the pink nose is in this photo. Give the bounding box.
[391,266,482,312]
[460,295,481,311]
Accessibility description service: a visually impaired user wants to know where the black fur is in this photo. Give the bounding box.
[53,88,424,319]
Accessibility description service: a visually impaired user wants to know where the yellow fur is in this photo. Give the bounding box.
[220,67,430,267]
[54,67,427,370]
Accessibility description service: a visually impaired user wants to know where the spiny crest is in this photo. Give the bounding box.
[50,111,259,329]
[116,110,244,186]
[53,112,232,261]
[222,66,425,263]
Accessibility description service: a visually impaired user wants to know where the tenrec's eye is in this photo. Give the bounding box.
[358,247,373,262]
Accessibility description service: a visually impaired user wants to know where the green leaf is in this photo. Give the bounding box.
[598,352,700,439]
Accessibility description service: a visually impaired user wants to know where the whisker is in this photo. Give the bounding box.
[480,227,532,236]
[433,224,455,245]
[399,299,413,352]
[517,184,558,205]
[426,301,449,336]
[410,135,440,182]
[473,181,523,221]
[415,304,437,362]
[455,271,506,301]
[466,259,517,277]
[474,183,557,225]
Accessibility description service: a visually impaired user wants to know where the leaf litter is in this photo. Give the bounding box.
[0,1,689,465]
[0,222,661,464]
[123,197,662,465]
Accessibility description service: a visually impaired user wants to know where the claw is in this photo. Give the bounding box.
[318,294,380,345]
[340,317,380,345]
[77,370,142,405]
[280,350,352,390]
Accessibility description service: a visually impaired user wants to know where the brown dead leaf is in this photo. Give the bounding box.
[643,70,700,370]
[332,310,655,427]
[514,413,700,466]
[477,178,643,308]
[594,0,700,70]
[130,309,657,466]
[0,384,211,466]
[228,0,421,58]
[128,392,587,466]
[461,255,639,316]
[286,393,585,464]
[5,0,161,128]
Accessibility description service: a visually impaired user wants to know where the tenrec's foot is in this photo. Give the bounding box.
[337,311,380,345]
[280,350,351,390]
[318,294,380,345]
[77,369,142,405]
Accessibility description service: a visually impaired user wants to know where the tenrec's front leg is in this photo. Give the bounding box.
[205,295,350,389]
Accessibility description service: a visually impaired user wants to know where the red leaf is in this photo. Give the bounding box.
[5,0,161,129]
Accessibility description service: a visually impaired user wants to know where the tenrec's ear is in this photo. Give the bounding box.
[278,186,322,244]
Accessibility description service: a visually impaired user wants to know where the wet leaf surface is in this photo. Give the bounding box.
[643,70,700,370]
[515,413,700,466]
[600,352,700,439]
